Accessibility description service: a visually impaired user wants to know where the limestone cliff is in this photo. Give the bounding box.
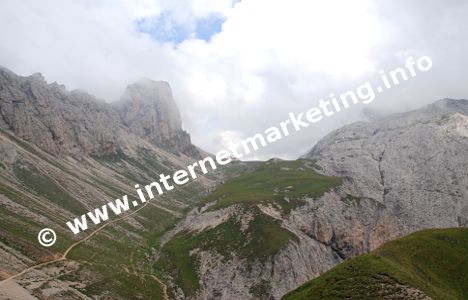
[0,66,201,158]
[114,78,200,158]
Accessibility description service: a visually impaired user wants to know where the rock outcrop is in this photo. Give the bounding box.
[114,78,200,158]
[0,66,201,158]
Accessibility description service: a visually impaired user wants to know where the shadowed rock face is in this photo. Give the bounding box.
[0,66,201,158]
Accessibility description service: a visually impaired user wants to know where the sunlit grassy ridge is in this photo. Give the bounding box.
[203,159,342,213]
[282,228,468,300]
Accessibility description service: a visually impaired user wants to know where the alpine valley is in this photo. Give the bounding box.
[0,67,467,300]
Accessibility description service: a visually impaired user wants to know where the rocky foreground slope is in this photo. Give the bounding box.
[158,99,468,299]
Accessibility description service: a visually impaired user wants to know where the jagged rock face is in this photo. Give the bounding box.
[0,67,122,155]
[115,79,200,157]
[0,67,200,158]
[305,99,468,232]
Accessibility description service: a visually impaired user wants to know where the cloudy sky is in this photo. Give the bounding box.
[1,0,467,159]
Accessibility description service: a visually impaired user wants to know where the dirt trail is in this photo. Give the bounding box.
[0,200,152,285]
[0,176,209,299]
[120,256,170,300]
[0,198,173,299]
[150,275,170,300]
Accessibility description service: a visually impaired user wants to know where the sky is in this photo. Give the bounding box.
[0,0,467,159]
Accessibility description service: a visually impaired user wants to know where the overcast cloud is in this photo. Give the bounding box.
[0,0,467,159]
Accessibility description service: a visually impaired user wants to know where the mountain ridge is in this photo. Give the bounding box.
[0,66,202,158]
[0,66,467,299]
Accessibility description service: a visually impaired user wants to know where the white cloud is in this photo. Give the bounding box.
[0,0,467,159]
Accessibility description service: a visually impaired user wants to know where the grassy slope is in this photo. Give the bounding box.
[156,209,299,295]
[0,132,248,299]
[283,228,468,300]
[156,159,342,296]
[203,159,341,212]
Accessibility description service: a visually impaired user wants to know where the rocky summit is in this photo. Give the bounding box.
[114,78,200,158]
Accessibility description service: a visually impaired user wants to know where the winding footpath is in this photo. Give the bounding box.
[0,199,170,300]
[0,173,212,299]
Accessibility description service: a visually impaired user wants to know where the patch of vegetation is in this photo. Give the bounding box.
[91,147,173,184]
[137,147,172,174]
[90,149,127,163]
[217,160,260,177]
[91,177,129,198]
[13,162,85,214]
[0,204,72,257]
[200,209,299,261]
[282,228,468,300]
[250,279,273,299]
[156,208,298,296]
[79,263,165,300]
[67,221,171,299]
[154,231,201,296]
[203,159,341,213]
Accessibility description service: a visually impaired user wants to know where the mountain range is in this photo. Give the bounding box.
[0,67,467,299]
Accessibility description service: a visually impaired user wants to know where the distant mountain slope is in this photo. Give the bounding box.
[282,228,468,300]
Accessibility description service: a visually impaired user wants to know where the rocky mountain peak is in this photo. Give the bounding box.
[118,78,182,131]
[29,72,46,82]
[123,78,172,104]
[115,78,200,157]
[425,98,468,114]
